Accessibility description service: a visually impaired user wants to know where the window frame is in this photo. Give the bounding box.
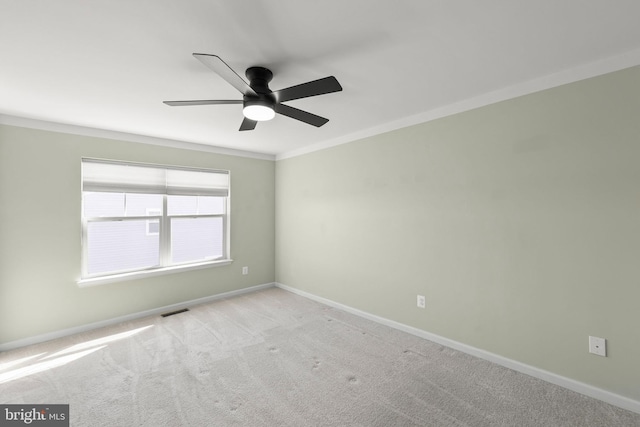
[146,207,162,236]
[78,158,232,287]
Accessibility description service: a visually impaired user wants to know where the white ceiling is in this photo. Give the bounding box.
[2,1,640,159]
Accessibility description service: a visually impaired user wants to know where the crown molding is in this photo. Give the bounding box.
[276,48,640,161]
[3,47,639,163]
[0,114,275,161]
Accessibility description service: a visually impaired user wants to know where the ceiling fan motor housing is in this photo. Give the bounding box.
[245,66,273,94]
[244,66,276,113]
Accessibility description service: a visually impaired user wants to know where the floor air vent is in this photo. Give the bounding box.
[161,308,189,318]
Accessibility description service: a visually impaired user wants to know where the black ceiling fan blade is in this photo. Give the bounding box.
[163,100,242,106]
[239,117,257,131]
[273,76,342,103]
[193,53,257,97]
[274,103,329,127]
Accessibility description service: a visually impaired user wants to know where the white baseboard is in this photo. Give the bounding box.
[275,282,640,415]
[0,283,275,352]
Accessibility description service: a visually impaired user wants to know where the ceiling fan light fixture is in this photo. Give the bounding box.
[165,54,342,131]
[243,101,275,121]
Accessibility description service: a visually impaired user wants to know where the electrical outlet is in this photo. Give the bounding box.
[417,295,426,309]
[242,266,249,275]
[589,336,606,357]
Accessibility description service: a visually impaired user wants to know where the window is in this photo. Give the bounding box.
[80,159,230,283]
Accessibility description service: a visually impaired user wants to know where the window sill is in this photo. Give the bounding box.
[77,259,233,287]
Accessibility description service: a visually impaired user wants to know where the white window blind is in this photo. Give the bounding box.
[82,159,229,196]
[80,158,230,282]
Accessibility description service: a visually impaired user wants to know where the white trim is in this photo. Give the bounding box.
[276,48,640,160]
[0,283,276,352]
[3,51,640,164]
[77,259,233,287]
[0,114,275,161]
[275,283,640,415]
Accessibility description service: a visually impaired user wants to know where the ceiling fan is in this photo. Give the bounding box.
[163,53,343,131]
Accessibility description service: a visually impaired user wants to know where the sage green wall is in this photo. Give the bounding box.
[0,125,275,345]
[275,67,640,401]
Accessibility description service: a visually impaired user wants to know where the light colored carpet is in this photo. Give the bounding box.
[1,287,639,426]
